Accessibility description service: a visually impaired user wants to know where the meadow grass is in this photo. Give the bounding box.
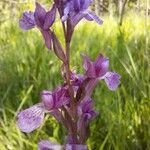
[0,14,150,150]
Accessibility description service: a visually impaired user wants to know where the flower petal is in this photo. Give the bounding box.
[70,11,87,27]
[78,98,98,122]
[104,71,121,91]
[81,0,92,10]
[94,54,109,77]
[19,11,35,30]
[85,11,103,25]
[53,85,70,108]
[17,104,45,133]
[41,30,52,49]
[81,54,96,78]
[42,91,54,110]
[50,109,62,122]
[38,140,63,150]
[61,1,71,22]
[34,2,46,28]
[70,71,85,86]
[79,98,93,113]
[43,4,56,30]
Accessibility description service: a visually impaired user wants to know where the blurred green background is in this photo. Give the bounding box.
[0,0,150,150]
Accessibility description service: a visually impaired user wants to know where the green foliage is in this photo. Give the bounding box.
[0,14,150,150]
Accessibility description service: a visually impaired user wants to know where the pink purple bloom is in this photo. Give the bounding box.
[19,2,56,49]
[17,85,70,133]
[42,85,70,110]
[62,0,103,27]
[82,53,121,91]
[77,98,98,143]
[19,11,35,30]
[77,98,98,129]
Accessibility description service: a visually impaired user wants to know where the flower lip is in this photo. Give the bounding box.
[104,71,121,91]
[16,103,45,133]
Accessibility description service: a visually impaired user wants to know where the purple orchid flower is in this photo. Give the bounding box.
[77,98,98,129]
[17,85,70,133]
[62,0,103,27]
[19,2,56,49]
[42,85,70,110]
[82,53,121,91]
[70,71,85,87]
[77,98,98,143]
[64,70,85,86]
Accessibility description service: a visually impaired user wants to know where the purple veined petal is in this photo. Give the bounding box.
[81,0,92,10]
[70,11,88,27]
[34,2,46,28]
[49,109,62,122]
[84,79,98,98]
[43,4,57,30]
[61,1,73,22]
[77,110,98,130]
[81,53,96,78]
[70,71,85,86]
[80,98,93,113]
[41,30,52,49]
[38,140,63,150]
[85,11,103,25]
[16,103,45,133]
[78,98,94,116]
[19,11,35,30]
[94,54,109,78]
[53,86,70,108]
[65,144,88,150]
[78,98,98,121]
[41,91,54,110]
[104,71,121,91]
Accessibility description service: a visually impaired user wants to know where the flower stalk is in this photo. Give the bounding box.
[16,1,121,149]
